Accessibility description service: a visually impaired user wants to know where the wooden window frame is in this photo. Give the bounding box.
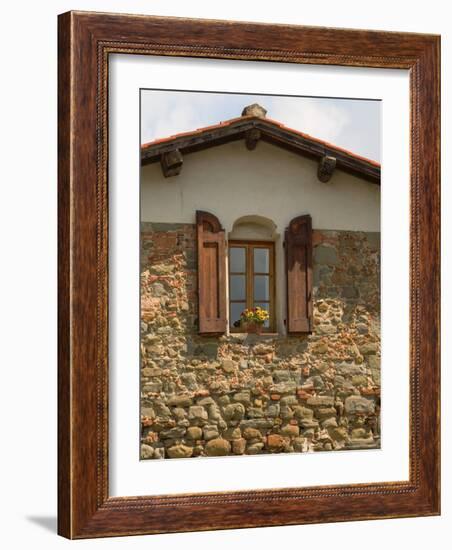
[228,240,275,333]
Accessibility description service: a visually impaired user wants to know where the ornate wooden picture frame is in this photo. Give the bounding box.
[58,11,440,538]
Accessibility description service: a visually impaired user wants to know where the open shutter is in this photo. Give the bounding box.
[285,214,313,333]
[196,211,227,334]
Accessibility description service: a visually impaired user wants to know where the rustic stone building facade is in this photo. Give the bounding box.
[140,104,381,460]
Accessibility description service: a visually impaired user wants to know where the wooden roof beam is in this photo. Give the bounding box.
[245,128,261,150]
[317,155,336,183]
[161,149,183,177]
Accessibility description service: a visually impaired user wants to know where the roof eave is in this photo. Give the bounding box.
[141,117,380,184]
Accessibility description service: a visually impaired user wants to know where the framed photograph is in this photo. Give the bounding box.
[58,11,440,538]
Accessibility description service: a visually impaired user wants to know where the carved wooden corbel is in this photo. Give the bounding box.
[245,128,261,150]
[161,149,183,177]
[317,155,336,183]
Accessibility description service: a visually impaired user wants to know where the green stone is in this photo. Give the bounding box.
[314,245,339,265]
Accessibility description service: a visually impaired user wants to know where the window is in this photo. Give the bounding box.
[196,210,312,336]
[228,241,275,332]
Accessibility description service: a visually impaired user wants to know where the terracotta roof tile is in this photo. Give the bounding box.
[141,116,248,149]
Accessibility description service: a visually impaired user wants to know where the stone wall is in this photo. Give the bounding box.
[140,222,381,460]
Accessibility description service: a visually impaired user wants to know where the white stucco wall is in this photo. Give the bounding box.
[140,140,380,233]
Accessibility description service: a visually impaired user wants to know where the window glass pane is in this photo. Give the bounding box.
[253,248,269,273]
[254,275,270,301]
[230,302,245,328]
[254,302,270,328]
[229,247,246,272]
[230,275,246,300]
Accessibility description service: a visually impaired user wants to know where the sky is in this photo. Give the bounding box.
[141,90,381,162]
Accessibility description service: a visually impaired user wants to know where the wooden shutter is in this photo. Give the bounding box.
[285,214,313,333]
[196,211,227,334]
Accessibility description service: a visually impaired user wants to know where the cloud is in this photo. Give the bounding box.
[267,97,350,145]
[141,94,203,143]
[141,91,237,143]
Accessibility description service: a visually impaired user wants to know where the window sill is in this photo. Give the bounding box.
[227,332,282,341]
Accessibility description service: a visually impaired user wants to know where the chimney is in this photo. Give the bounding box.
[241,103,267,118]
